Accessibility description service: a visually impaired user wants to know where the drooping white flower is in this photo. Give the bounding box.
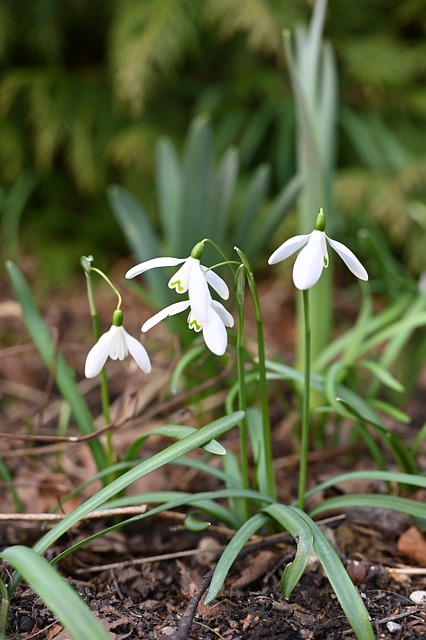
[268,209,368,290]
[85,310,151,378]
[125,242,229,325]
[141,294,234,356]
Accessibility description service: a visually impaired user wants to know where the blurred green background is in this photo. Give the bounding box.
[1,0,426,290]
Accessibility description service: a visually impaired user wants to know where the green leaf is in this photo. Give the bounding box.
[309,494,426,520]
[245,172,303,260]
[182,114,214,252]
[370,399,410,423]
[295,509,374,640]
[205,512,269,603]
[234,163,270,249]
[155,137,183,249]
[30,412,244,559]
[210,146,239,244]
[53,488,274,565]
[1,546,111,639]
[6,261,107,474]
[184,511,211,531]
[262,504,313,599]
[170,345,205,394]
[107,184,169,306]
[359,360,404,393]
[124,424,226,460]
[305,470,426,500]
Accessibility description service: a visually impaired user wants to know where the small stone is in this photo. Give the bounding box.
[161,626,177,636]
[18,615,34,633]
[409,590,426,606]
[387,621,401,633]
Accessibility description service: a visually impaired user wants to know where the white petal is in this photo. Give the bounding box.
[293,231,325,289]
[168,257,194,293]
[142,300,191,332]
[109,326,128,360]
[211,300,234,328]
[202,308,228,356]
[202,266,229,299]
[268,234,311,265]
[188,261,211,324]
[327,236,369,281]
[84,328,114,378]
[125,256,185,279]
[122,327,151,373]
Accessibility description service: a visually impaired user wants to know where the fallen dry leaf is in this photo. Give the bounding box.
[398,526,426,566]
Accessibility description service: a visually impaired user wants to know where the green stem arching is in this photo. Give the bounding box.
[297,289,311,510]
[83,270,113,467]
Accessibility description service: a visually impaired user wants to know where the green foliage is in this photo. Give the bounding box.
[0,547,110,639]
[109,115,301,305]
[6,260,108,473]
[2,0,426,284]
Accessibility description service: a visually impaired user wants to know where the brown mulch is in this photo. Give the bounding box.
[2,273,426,639]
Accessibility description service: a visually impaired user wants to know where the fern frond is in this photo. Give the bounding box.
[0,120,25,181]
[109,0,199,113]
[341,36,426,89]
[204,0,281,56]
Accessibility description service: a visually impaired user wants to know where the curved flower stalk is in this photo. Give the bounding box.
[85,310,151,378]
[125,242,229,324]
[268,209,368,290]
[142,293,234,356]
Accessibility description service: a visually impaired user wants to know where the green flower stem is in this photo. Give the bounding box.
[298,289,311,510]
[0,577,10,637]
[235,248,276,501]
[83,269,113,468]
[235,265,251,521]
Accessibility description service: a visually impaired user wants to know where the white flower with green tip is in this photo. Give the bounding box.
[142,294,234,356]
[85,310,151,378]
[125,242,229,325]
[268,209,368,290]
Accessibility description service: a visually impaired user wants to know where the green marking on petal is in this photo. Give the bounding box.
[188,318,202,331]
[170,278,184,292]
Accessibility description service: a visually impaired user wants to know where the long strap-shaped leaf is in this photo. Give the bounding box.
[205,512,270,604]
[262,503,313,599]
[295,508,375,640]
[309,493,426,520]
[6,412,244,595]
[1,546,111,639]
[6,260,107,473]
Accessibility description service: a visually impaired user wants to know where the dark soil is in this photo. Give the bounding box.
[2,274,426,639]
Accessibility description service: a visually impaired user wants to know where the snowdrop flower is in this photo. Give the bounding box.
[142,292,234,356]
[125,242,229,325]
[85,310,151,378]
[268,209,368,290]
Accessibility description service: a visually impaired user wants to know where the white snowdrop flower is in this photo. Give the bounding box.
[268,209,368,290]
[141,293,234,357]
[85,310,151,378]
[125,242,229,325]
